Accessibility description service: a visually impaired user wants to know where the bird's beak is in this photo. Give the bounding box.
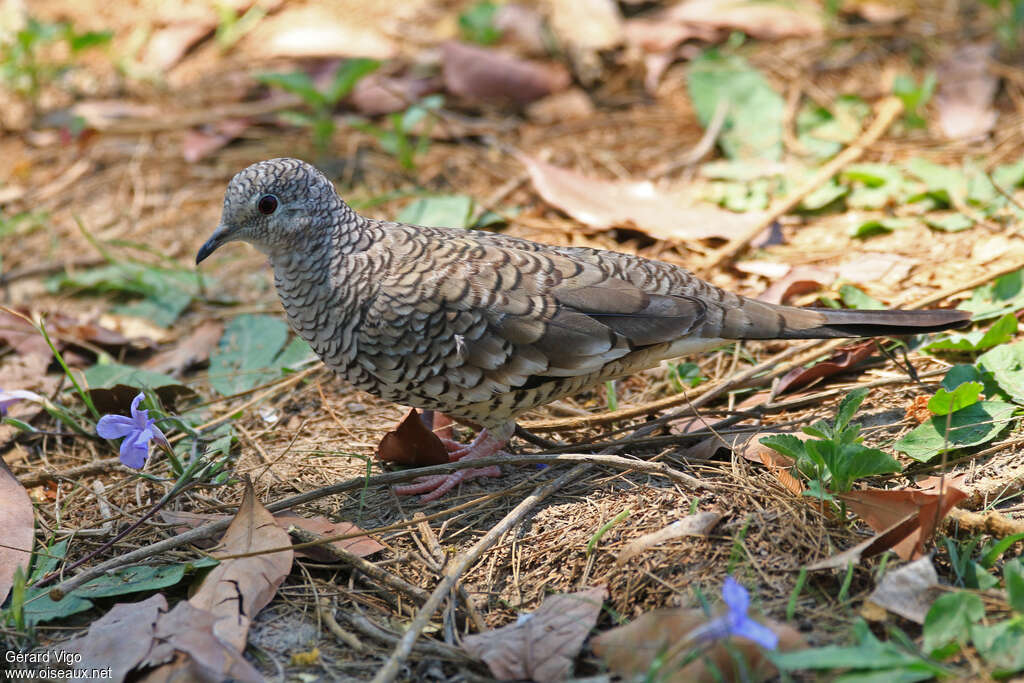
[195,224,232,265]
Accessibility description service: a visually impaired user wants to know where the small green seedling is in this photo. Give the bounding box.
[348,94,445,170]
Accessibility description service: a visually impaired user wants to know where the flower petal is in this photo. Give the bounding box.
[731,617,779,650]
[129,392,145,417]
[722,576,749,616]
[97,414,138,439]
[118,432,149,469]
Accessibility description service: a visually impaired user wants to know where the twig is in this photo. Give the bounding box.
[317,597,365,652]
[701,96,904,271]
[17,457,123,488]
[342,611,471,661]
[650,98,729,178]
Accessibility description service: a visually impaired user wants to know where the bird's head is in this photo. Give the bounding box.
[196,158,342,264]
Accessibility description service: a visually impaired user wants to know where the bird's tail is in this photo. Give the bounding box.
[717,297,971,340]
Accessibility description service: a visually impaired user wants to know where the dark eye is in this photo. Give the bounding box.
[257,194,278,215]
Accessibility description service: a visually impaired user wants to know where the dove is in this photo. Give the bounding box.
[197,158,970,501]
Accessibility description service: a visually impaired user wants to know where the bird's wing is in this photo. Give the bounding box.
[355,234,707,404]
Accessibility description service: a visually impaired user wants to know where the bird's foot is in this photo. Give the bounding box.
[393,429,506,502]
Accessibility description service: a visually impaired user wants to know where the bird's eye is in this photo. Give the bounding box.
[257,194,278,215]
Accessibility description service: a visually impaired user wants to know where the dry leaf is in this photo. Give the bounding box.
[774,340,875,394]
[549,0,624,52]
[187,479,293,652]
[836,252,916,286]
[905,395,931,425]
[592,607,805,682]
[255,5,396,59]
[142,22,213,72]
[839,478,967,560]
[525,88,595,124]
[663,0,824,39]
[864,555,940,624]
[756,265,836,305]
[183,119,250,163]
[522,156,762,241]
[616,512,721,565]
[142,320,224,376]
[442,41,571,106]
[376,407,449,466]
[59,593,168,683]
[348,74,442,116]
[463,586,606,682]
[936,43,998,140]
[0,458,33,605]
[494,4,548,54]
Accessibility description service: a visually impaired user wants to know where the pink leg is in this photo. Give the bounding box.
[393,429,507,502]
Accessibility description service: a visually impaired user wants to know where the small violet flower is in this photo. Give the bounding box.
[0,388,43,416]
[96,392,168,469]
[690,576,779,650]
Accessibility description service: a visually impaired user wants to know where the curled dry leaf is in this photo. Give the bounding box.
[376,407,449,467]
[905,394,932,425]
[592,606,805,683]
[864,555,940,624]
[0,459,33,605]
[186,479,293,652]
[756,265,836,305]
[494,3,548,55]
[774,340,875,394]
[549,0,624,52]
[442,41,571,106]
[662,0,825,39]
[142,320,224,376]
[936,43,998,140]
[836,252,916,286]
[462,586,606,682]
[616,511,721,565]
[525,88,595,124]
[522,156,762,241]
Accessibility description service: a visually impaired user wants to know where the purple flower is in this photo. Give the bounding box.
[96,393,167,469]
[689,576,779,650]
[0,388,42,416]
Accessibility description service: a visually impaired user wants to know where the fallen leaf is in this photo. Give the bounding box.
[936,43,998,140]
[142,320,224,376]
[54,100,163,131]
[348,74,443,115]
[525,88,595,124]
[905,395,931,424]
[663,0,825,39]
[616,512,721,565]
[592,606,805,682]
[142,22,213,72]
[59,593,168,683]
[522,156,762,241]
[376,407,449,466]
[187,479,293,652]
[865,555,941,624]
[442,41,571,105]
[87,383,196,416]
[182,119,251,163]
[494,3,548,54]
[836,252,917,286]
[549,0,623,52]
[0,458,33,604]
[806,513,923,570]
[757,265,836,305]
[774,340,875,394]
[463,586,606,682]
[255,4,396,59]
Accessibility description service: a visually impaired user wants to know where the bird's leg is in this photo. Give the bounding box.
[393,422,515,502]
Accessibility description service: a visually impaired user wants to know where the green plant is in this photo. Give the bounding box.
[215,0,267,50]
[348,94,444,170]
[760,388,901,497]
[667,361,705,392]
[257,58,380,156]
[983,0,1024,51]
[459,1,503,45]
[0,17,111,107]
[892,72,936,129]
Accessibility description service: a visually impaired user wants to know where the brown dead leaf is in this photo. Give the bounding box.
[905,395,931,425]
[663,0,824,39]
[182,119,251,163]
[616,511,721,565]
[806,513,922,570]
[442,42,571,106]
[255,5,396,59]
[87,383,196,416]
[549,0,624,52]
[936,43,998,140]
[0,458,33,605]
[835,478,968,561]
[463,586,606,682]
[756,265,836,305]
[142,22,213,72]
[139,601,262,683]
[864,555,940,624]
[187,479,293,652]
[836,252,917,286]
[348,74,443,116]
[377,407,449,466]
[525,88,595,124]
[142,320,224,376]
[592,607,805,682]
[0,308,151,360]
[522,156,762,241]
[774,340,875,394]
[159,509,384,561]
[494,4,548,54]
[59,593,167,682]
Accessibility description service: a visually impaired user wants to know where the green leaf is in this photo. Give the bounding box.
[795,96,869,159]
[849,217,913,239]
[978,341,1024,404]
[396,195,475,229]
[892,73,936,129]
[964,561,1000,590]
[256,72,324,107]
[758,434,807,461]
[839,284,886,310]
[209,314,290,396]
[274,337,316,371]
[893,400,1016,462]
[74,558,218,599]
[924,213,974,232]
[1006,558,1024,614]
[66,29,112,53]
[904,157,966,207]
[993,160,1024,190]
[84,362,179,391]
[459,1,503,44]
[959,269,1024,321]
[836,387,869,432]
[969,620,1024,675]
[687,51,784,160]
[922,591,985,654]
[325,58,380,105]
[927,382,982,415]
[772,620,943,674]
[980,532,1024,568]
[926,312,1016,353]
